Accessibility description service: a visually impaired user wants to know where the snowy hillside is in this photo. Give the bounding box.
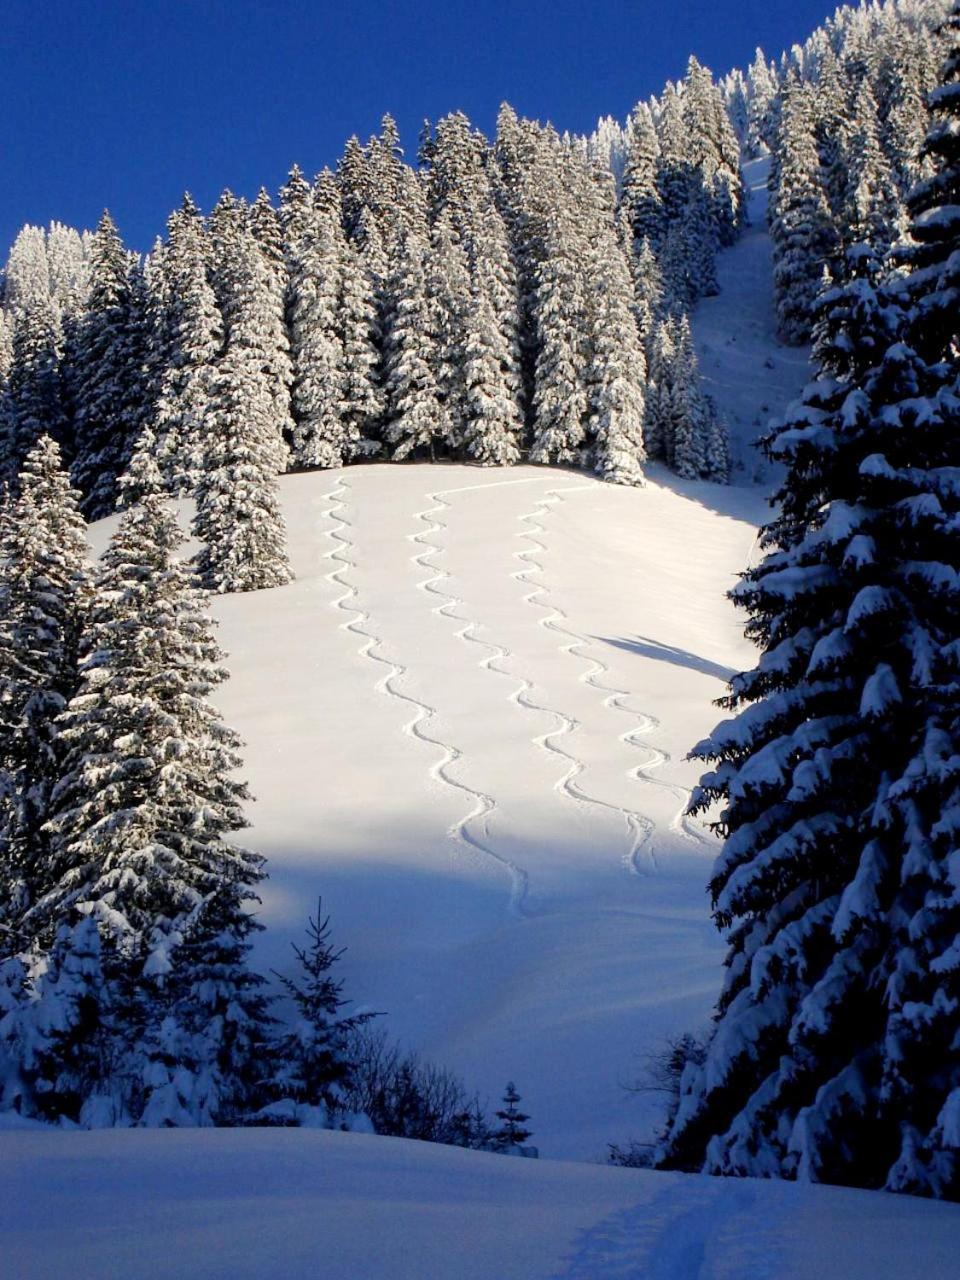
[6,1126,960,1279]
[86,461,765,1161]
[81,157,808,1163]
[691,156,812,483]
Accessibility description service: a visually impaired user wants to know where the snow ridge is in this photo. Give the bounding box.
[324,479,531,917]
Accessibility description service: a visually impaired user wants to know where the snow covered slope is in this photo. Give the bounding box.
[75,157,814,1164]
[691,156,812,484]
[6,1126,959,1280]
[96,462,762,1161]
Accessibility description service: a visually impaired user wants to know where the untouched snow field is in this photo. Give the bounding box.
[6,1126,960,1279]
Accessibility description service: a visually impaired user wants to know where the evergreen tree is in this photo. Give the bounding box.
[842,78,900,256]
[586,230,647,486]
[681,184,721,301]
[670,316,728,482]
[811,49,853,224]
[248,189,294,457]
[269,899,375,1122]
[383,227,446,461]
[900,1,960,365]
[619,102,665,249]
[0,438,90,946]
[656,84,694,226]
[682,56,747,246]
[631,236,665,348]
[0,294,66,486]
[460,246,524,466]
[285,170,350,468]
[659,14,960,1193]
[747,48,780,154]
[339,235,385,456]
[529,201,589,465]
[71,213,149,517]
[30,476,258,958]
[643,311,677,463]
[150,197,222,495]
[337,136,375,240]
[137,879,272,1127]
[770,86,836,344]
[13,469,271,1125]
[428,213,471,453]
[0,916,119,1125]
[885,63,935,201]
[197,194,293,592]
[193,343,293,592]
[2,227,50,315]
[492,1082,532,1151]
[209,193,291,471]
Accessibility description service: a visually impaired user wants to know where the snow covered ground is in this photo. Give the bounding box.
[691,156,812,485]
[6,1126,959,1279]
[175,153,802,1164]
[120,459,764,1162]
[232,462,772,1160]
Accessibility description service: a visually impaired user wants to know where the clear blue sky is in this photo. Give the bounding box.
[2,0,835,254]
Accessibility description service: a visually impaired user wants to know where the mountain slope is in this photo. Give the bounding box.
[78,159,812,1161]
[89,463,763,1160]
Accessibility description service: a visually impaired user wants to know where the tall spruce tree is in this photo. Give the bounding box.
[210,192,291,470]
[620,103,666,249]
[384,226,447,460]
[529,188,589,465]
[658,7,960,1196]
[16,458,270,1124]
[197,195,293,592]
[770,85,836,344]
[428,213,471,454]
[339,234,385,456]
[842,79,901,257]
[150,197,222,495]
[285,170,351,468]
[193,344,293,592]
[585,229,647,485]
[0,437,90,947]
[0,294,66,487]
[460,238,524,466]
[71,213,149,517]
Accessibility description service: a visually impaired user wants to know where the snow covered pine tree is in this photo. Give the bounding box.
[9,450,269,1125]
[658,6,960,1198]
[0,437,90,947]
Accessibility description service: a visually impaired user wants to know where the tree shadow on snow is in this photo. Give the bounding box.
[598,635,736,685]
[643,461,772,527]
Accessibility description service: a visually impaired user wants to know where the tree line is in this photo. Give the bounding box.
[0,66,743,524]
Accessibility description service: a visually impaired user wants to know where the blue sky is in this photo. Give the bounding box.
[2,0,835,254]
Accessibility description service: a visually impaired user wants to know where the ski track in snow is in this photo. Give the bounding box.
[322,478,530,918]
[408,475,700,881]
[555,1175,785,1280]
[515,487,712,870]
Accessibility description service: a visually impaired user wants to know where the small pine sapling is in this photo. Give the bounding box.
[271,898,377,1122]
